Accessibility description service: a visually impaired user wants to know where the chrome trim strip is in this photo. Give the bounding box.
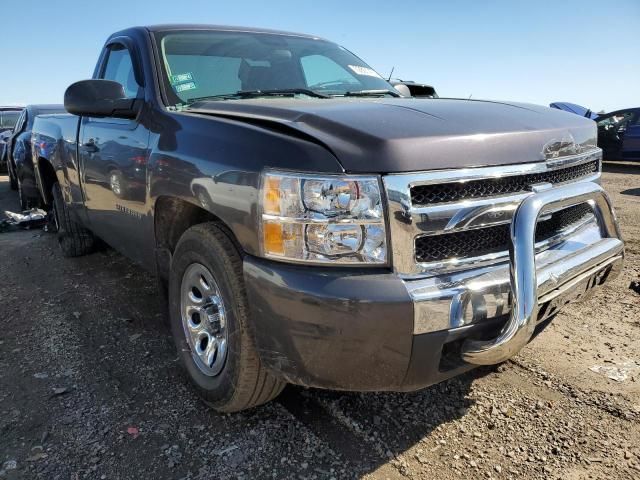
[261,214,383,225]
[460,181,622,365]
[414,211,597,274]
[390,149,601,187]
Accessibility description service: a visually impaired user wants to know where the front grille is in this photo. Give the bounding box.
[415,203,593,263]
[410,160,599,206]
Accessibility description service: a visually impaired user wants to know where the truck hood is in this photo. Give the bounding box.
[187,98,598,173]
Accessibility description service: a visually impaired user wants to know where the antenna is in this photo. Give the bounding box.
[387,67,395,82]
[468,94,473,99]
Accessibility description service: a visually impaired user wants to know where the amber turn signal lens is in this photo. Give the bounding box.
[263,176,281,215]
[263,222,284,255]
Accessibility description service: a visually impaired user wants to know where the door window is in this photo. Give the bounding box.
[0,110,21,129]
[102,45,140,98]
[13,110,27,133]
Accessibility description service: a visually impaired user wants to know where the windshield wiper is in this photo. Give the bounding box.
[188,88,329,104]
[241,88,330,99]
[342,89,401,98]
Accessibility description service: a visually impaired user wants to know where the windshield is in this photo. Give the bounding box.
[154,30,394,106]
[0,110,21,129]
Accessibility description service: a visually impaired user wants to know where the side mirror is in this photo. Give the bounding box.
[64,79,140,119]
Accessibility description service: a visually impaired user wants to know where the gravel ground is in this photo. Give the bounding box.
[0,163,639,480]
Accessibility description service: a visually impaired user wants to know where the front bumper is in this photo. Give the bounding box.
[243,183,623,391]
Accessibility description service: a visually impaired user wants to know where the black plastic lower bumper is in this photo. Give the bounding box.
[243,256,498,392]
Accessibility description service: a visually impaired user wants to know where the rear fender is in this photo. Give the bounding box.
[33,132,72,205]
[32,115,81,207]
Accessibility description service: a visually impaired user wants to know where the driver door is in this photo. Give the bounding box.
[79,40,151,261]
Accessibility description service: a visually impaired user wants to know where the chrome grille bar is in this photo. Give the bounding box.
[411,159,599,206]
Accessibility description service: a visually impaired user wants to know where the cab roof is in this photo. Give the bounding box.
[143,24,322,40]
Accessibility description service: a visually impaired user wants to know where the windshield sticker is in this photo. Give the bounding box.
[348,65,381,78]
[175,81,197,93]
[170,72,193,84]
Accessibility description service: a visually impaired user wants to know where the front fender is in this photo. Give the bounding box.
[147,111,344,256]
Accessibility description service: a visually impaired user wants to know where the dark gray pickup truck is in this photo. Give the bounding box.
[32,24,624,412]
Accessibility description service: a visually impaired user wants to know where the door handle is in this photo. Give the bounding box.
[82,139,99,153]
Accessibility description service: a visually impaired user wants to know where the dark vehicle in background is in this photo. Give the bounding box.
[595,108,640,160]
[550,102,640,160]
[0,107,23,172]
[390,79,438,98]
[6,105,65,208]
[0,130,13,173]
[0,107,22,133]
[32,25,623,413]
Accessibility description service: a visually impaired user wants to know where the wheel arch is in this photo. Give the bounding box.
[36,156,59,206]
[153,196,244,282]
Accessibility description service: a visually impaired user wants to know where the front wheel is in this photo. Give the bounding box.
[169,222,285,412]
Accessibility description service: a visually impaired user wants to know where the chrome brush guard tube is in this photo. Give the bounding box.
[460,181,623,365]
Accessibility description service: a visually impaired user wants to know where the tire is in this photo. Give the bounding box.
[51,182,95,257]
[17,176,35,210]
[169,222,285,412]
[17,177,28,210]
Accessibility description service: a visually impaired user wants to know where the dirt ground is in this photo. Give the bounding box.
[0,163,639,480]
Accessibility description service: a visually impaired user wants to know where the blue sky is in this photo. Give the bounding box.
[1,0,638,112]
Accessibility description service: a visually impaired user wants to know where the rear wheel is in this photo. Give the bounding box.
[51,182,95,257]
[168,222,285,412]
[17,176,37,210]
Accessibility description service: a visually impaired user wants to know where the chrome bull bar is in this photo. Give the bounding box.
[460,182,623,365]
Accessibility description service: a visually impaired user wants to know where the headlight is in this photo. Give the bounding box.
[259,171,388,264]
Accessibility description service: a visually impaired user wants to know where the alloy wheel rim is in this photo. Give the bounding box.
[180,263,228,376]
